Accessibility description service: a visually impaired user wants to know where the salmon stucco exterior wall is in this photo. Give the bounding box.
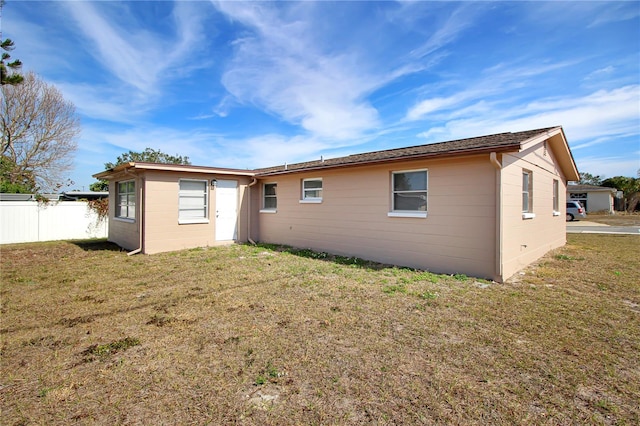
[499,137,568,280]
[142,172,252,254]
[104,167,253,254]
[258,155,500,280]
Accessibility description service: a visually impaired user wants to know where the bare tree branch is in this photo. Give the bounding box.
[1,72,79,191]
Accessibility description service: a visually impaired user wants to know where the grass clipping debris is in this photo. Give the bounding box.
[1,235,638,425]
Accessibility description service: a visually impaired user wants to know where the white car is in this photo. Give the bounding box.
[566,201,586,221]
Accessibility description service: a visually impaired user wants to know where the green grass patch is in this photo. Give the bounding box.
[82,337,140,361]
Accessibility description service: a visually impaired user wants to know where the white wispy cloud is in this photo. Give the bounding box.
[10,0,218,130]
[212,1,380,140]
[62,1,209,98]
[408,2,482,60]
[405,60,577,122]
[415,85,640,146]
[212,1,478,143]
[584,66,615,81]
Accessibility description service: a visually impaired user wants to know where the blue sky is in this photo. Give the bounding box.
[4,0,639,190]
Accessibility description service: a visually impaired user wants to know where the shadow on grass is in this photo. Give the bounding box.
[253,242,398,272]
[70,239,122,252]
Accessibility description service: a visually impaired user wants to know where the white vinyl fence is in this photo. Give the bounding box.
[0,201,108,244]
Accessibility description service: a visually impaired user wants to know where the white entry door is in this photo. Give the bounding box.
[215,180,238,241]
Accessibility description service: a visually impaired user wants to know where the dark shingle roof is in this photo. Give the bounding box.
[255,127,558,176]
[567,184,616,192]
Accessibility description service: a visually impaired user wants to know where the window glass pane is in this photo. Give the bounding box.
[264,184,277,196]
[180,180,205,192]
[394,171,426,191]
[522,171,532,212]
[263,183,277,208]
[180,208,206,219]
[304,189,322,199]
[180,196,205,207]
[304,179,322,189]
[264,197,277,209]
[179,180,207,220]
[116,180,135,219]
[522,172,530,191]
[394,193,427,211]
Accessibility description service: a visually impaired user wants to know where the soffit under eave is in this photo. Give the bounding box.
[92,162,136,180]
[547,130,580,182]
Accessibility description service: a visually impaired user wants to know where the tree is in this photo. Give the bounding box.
[0,155,35,192]
[1,1,23,85]
[104,148,190,169]
[89,148,191,191]
[602,176,640,212]
[577,172,603,186]
[1,72,80,192]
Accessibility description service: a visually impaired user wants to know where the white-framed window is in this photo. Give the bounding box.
[552,179,560,216]
[116,180,135,220]
[301,178,322,203]
[522,170,535,219]
[262,183,277,211]
[389,169,427,218]
[179,179,208,224]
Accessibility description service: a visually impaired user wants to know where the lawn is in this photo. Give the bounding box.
[1,235,639,425]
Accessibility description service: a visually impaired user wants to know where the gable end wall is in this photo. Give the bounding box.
[500,139,567,281]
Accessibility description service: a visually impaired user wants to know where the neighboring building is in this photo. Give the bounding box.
[0,193,60,201]
[93,126,579,282]
[60,191,109,201]
[566,184,616,214]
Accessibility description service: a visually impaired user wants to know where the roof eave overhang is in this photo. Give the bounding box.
[256,144,521,177]
[568,187,616,193]
[92,162,135,180]
[93,162,256,180]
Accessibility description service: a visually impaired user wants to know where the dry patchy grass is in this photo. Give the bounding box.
[1,235,638,425]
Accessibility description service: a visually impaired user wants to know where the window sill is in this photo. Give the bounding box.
[114,217,135,223]
[179,219,210,225]
[260,209,277,214]
[388,211,427,218]
[299,199,322,204]
[522,213,536,220]
[553,211,561,216]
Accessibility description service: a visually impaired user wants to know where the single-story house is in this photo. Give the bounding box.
[566,184,617,214]
[93,126,579,282]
